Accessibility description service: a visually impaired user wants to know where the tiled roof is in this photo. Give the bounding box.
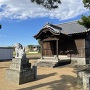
[56,21,87,34]
[43,23,62,34]
[34,23,62,38]
[34,21,89,39]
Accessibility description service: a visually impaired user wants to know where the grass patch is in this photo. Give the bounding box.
[13,52,41,55]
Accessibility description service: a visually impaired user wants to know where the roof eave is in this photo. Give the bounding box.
[34,27,61,39]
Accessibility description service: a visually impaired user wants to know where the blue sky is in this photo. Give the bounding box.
[0,0,89,46]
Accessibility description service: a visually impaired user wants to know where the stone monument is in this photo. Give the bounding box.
[14,43,26,59]
[77,66,90,90]
[6,43,37,85]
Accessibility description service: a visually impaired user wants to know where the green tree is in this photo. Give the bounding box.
[78,15,90,29]
[0,25,2,29]
[83,0,90,9]
[28,45,33,51]
[38,39,42,53]
[31,0,61,9]
[78,1,90,29]
[38,39,41,45]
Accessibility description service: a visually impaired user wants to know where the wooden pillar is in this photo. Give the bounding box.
[56,40,59,61]
[41,41,43,59]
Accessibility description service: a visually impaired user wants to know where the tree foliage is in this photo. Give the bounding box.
[78,1,90,29]
[37,39,42,53]
[83,0,90,9]
[38,39,41,45]
[31,0,61,9]
[0,25,2,29]
[78,15,90,29]
[28,45,33,51]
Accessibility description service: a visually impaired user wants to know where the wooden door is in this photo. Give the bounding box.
[43,41,55,56]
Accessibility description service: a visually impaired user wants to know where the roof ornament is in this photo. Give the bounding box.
[44,22,51,28]
[46,22,50,25]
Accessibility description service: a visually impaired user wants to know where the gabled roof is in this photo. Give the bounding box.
[56,21,87,34]
[34,23,62,39]
[34,21,89,39]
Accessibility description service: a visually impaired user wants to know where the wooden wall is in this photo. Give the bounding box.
[67,39,85,58]
[85,35,90,58]
[42,38,86,58]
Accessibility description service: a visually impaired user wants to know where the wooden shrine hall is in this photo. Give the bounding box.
[34,21,90,67]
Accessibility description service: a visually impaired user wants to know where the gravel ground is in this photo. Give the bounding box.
[0,59,83,90]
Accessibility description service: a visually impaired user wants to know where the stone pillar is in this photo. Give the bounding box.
[33,66,37,79]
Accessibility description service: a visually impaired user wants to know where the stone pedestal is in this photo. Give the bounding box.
[6,58,37,85]
[77,68,90,90]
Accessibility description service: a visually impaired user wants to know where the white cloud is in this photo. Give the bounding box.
[0,0,89,20]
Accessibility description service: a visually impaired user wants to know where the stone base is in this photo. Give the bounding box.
[6,66,36,85]
[6,58,37,85]
[37,61,57,68]
[37,58,71,68]
[77,68,90,90]
[71,57,86,65]
[37,59,58,68]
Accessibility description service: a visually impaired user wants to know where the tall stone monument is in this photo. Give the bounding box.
[6,43,37,85]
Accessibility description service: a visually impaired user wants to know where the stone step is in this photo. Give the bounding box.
[43,57,70,60]
[37,59,71,68]
[37,61,58,68]
[43,57,56,60]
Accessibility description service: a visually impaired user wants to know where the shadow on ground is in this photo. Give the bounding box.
[54,59,71,68]
[0,59,12,62]
[28,57,40,60]
[0,67,9,69]
[18,74,82,90]
[37,73,57,80]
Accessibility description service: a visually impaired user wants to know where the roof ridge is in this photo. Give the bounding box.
[55,20,79,25]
